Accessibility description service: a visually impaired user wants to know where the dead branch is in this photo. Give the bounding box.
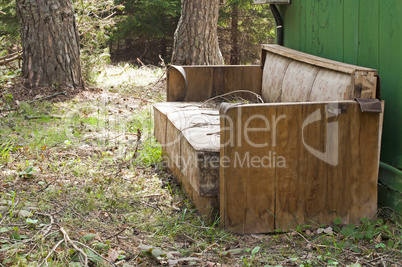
[0,50,22,61]
[59,226,89,266]
[38,239,64,267]
[28,91,67,104]
[105,228,127,240]
[136,58,145,66]
[0,53,22,66]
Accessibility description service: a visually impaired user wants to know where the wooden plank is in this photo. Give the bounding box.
[304,0,319,56]
[310,69,353,101]
[348,106,380,222]
[220,105,277,234]
[153,105,167,149]
[297,104,328,226]
[261,52,292,102]
[181,129,220,197]
[183,67,214,101]
[261,44,377,74]
[357,0,379,69]
[299,0,307,52]
[274,104,306,229]
[317,0,344,61]
[220,101,381,233]
[223,66,263,97]
[280,61,320,102]
[343,0,359,65]
[279,0,301,49]
[161,150,219,222]
[353,71,377,99]
[167,66,262,102]
[378,0,402,168]
[167,68,187,102]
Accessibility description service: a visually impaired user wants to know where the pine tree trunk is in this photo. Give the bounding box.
[172,0,223,65]
[230,4,239,65]
[16,0,83,88]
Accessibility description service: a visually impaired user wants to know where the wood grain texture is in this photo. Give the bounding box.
[261,44,376,74]
[154,103,220,197]
[281,61,320,102]
[167,66,262,102]
[309,69,352,101]
[261,45,378,103]
[261,53,291,103]
[220,101,382,233]
[161,151,219,222]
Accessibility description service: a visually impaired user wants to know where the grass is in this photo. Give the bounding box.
[0,64,401,266]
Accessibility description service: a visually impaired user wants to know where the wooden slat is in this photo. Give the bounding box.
[220,105,277,234]
[261,52,291,103]
[281,61,320,102]
[343,0,359,65]
[317,0,344,61]
[310,69,353,101]
[167,66,262,102]
[261,44,377,74]
[161,150,219,222]
[357,0,379,69]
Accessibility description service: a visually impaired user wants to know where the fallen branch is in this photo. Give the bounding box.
[28,91,67,104]
[59,227,89,266]
[23,115,64,120]
[0,50,22,61]
[0,53,22,66]
[105,228,127,240]
[38,239,64,267]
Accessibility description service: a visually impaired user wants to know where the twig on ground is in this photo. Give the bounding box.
[105,228,127,240]
[23,115,64,120]
[0,53,22,66]
[29,91,67,104]
[74,240,118,266]
[137,58,145,66]
[59,227,89,266]
[140,201,162,212]
[142,194,162,198]
[38,239,64,267]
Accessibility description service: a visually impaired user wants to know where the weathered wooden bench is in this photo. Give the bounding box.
[154,44,383,234]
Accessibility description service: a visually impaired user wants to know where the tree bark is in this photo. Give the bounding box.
[16,0,83,88]
[172,0,223,65]
[230,4,239,65]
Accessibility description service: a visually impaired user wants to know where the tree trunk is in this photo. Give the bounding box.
[16,0,83,88]
[172,0,223,65]
[230,4,239,65]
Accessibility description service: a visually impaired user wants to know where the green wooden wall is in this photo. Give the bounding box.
[279,0,402,211]
[280,0,402,169]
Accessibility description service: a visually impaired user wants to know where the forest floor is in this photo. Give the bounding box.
[0,64,401,266]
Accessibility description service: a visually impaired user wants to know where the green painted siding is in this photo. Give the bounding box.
[280,0,402,170]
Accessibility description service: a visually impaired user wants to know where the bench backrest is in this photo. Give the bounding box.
[261,45,378,103]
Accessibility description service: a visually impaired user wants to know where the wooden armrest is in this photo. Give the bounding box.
[167,65,262,102]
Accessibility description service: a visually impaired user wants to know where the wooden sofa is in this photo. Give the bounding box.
[154,44,383,234]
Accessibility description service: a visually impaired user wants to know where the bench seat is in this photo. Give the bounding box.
[154,44,383,233]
